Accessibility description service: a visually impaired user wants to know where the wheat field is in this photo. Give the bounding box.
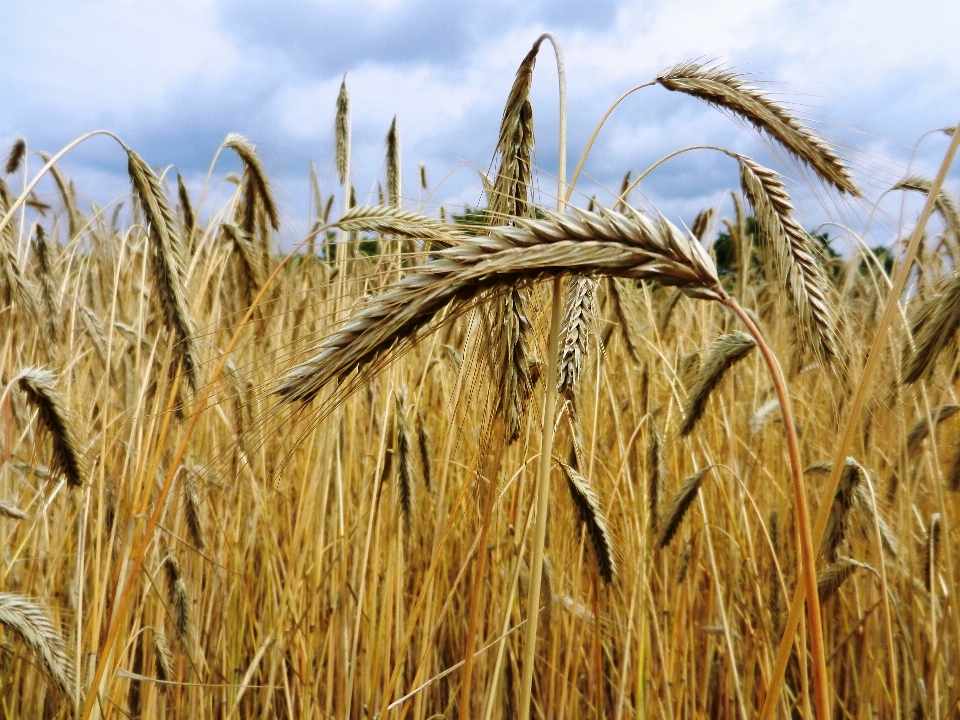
[1,35,959,720]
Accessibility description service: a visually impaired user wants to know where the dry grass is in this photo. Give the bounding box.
[1,47,959,720]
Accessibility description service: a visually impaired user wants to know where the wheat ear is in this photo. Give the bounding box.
[394,387,415,520]
[894,176,960,241]
[806,457,863,562]
[691,207,714,240]
[659,467,711,548]
[127,149,199,391]
[557,275,598,405]
[153,629,174,686]
[647,423,666,534]
[0,499,30,519]
[560,462,617,583]
[680,331,756,435]
[276,206,722,403]
[336,204,464,246]
[5,137,26,175]
[335,75,351,190]
[0,592,75,699]
[656,61,859,196]
[817,558,868,603]
[162,551,190,647]
[926,513,942,591]
[903,269,960,383]
[176,173,196,246]
[15,367,85,487]
[220,221,265,307]
[738,155,838,364]
[225,133,279,232]
[30,224,61,343]
[386,116,402,207]
[905,404,960,454]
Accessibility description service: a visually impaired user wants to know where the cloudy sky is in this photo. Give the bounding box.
[2,0,958,249]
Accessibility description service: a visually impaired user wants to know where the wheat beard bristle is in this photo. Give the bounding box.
[275,205,723,404]
[16,367,85,488]
[0,592,75,700]
[656,61,859,196]
[659,467,711,548]
[560,462,617,583]
[680,331,756,436]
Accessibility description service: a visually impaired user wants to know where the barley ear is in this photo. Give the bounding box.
[659,467,711,548]
[656,61,859,196]
[560,462,617,583]
[680,332,756,436]
[0,592,75,700]
[15,367,85,487]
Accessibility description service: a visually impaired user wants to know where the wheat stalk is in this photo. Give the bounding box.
[680,331,756,435]
[0,592,75,700]
[15,367,85,488]
[559,462,617,583]
[276,206,722,403]
[656,61,859,196]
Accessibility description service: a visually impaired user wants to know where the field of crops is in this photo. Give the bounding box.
[1,34,959,720]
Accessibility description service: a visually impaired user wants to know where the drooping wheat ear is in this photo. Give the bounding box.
[37,152,80,240]
[385,116,402,207]
[152,629,174,686]
[225,133,279,232]
[560,462,617,583]
[494,287,542,443]
[659,467,712,548]
[162,551,190,646]
[647,423,666,535]
[127,149,199,391]
[817,558,869,603]
[220,221,265,307]
[557,275,598,404]
[903,269,960,383]
[417,410,432,489]
[15,367,85,488]
[691,207,714,241]
[851,483,899,557]
[738,155,838,364]
[926,513,942,591]
[5,137,26,175]
[335,75,351,189]
[176,173,196,245]
[656,61,859,196]
[894,176,960,241]
[394,387,416,520]
[607,277,645,361]
[30,224,60,343]
[680,331,756,436]
[905,404,960,454]
[276,206,722,403]
[0,593,75,699]
[335,204,464,247]
[806,457,863,562]
[0,499,29,520]
[181,467,204,550]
